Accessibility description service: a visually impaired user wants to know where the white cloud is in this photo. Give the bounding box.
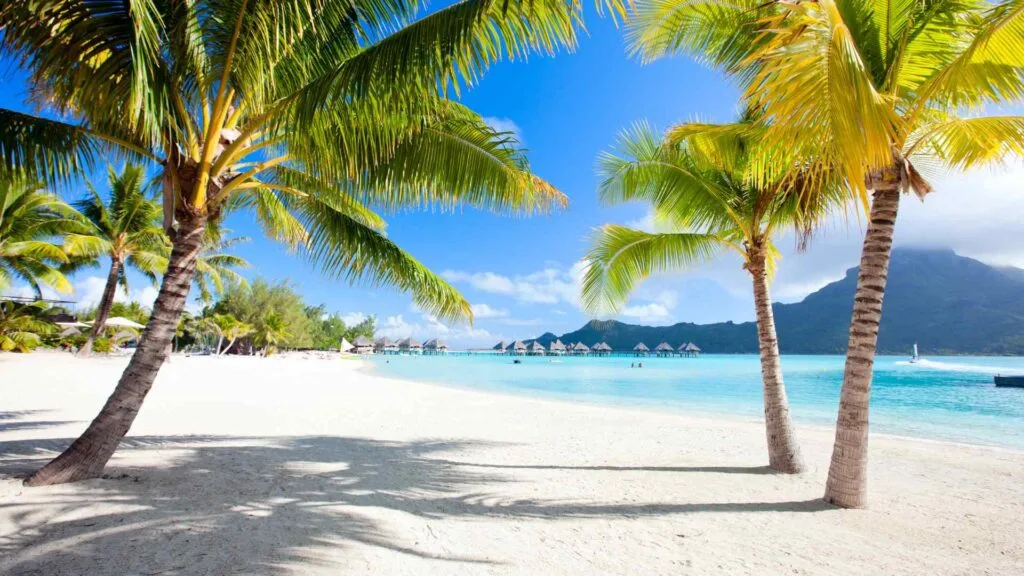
[443,261,587,308]
[72,275,159,310]
[620,302,671,322]
[497,318,545,327]
[482,116,524,144]
[377,312,495,348]
[340,312,368,326]
[470,303,509,318]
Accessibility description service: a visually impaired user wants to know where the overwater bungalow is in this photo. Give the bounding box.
[571,342,590,355]
[654,342,675,357]
[493,340,508,354]
[375,337,399,355]
[509,340,527,355]
[548,339,567,355]
[423,338,448,355]
[528,341,546,355]
[352,335,375,354]
[399,338,423,354]
[592,342,612,356]
[633,342,650,357]
[683,342,702,357]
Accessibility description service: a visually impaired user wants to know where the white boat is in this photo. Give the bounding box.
[909,343,920,364]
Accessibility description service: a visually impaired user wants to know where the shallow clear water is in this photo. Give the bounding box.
[369,354,1024,449]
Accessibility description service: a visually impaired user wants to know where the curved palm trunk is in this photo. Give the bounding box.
[79,260,121,356]
[748,249,805,473]
[824,188,901,508]
[25,215,207,486]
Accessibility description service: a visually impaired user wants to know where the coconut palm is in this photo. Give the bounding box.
[0,300,54,352]
[0,177,80,296]
[67,164,168,355]
[583,119,845,473]
[217,314,254,356]
[627,0,1024,507]
[254,311,289,356]
[0,0,616,485]
[194,232,250,306]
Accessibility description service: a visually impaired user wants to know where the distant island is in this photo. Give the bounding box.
[529,249,1024,355]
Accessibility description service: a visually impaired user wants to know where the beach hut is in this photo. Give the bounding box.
[509,340,527,355]
[571,342,590,355]
[654,342,675,357]
[352,335,374,354]
[375,337,398,354]
[591,342,612,356]
[684,342,702,357]
[424,338,449,355]
[528,341,546,355]
[399,337,423,354]
[633,342,649,357]
[493,340,508,354]
[548,339,567,355]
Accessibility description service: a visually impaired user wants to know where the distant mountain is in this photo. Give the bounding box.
[534,249,1024,355]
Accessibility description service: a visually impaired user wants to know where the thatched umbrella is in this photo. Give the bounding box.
[654,342,674,356]
[548,339,567,355]
[633,342,649,356]
[90,316,145,330]
[528,341,546,355]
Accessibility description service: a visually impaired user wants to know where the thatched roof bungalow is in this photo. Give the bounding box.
[592,342,612,355]
[375,337,398,353]
[683,342,702,357]
[571,342,590,354]
[509,340,527,355]
[654,342,675,356]
[352,335,375,354]
[493,340,508,353]
[528,341,546,355]
[424,338,448,354]
[399,337,423,353]
[633,342,649,356]
[548,339,567,355]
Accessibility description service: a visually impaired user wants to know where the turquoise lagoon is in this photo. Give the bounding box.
[369,354,1024,450]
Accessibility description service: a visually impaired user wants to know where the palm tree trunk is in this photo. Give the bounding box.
[24,215,207,486]
[79,260,121,356]
[748,248,805,474]
[216,335,224,355]
[219,337,236,355]
[824,188,901,508]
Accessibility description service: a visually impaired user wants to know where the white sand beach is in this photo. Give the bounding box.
[1,352,1022,575]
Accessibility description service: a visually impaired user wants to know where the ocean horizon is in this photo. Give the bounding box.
[369,353,1024,450]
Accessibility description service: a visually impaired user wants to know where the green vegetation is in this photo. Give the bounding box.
[0,301,52,352]
[583,116,846,473]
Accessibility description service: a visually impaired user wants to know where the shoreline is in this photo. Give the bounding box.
[2,353,1022,575]
[358,356,1024,455]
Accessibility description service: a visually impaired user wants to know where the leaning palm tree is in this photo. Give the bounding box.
[583,119,845,473]
[67,164,168,355]
[3,0,611,485]
[627,0,1024,507]
[0,177,79,296]
[218,315,253,356]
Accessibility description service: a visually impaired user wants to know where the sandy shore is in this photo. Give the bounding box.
[1,352,1021,575]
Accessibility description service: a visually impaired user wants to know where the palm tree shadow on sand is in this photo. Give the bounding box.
[0,432,835,574]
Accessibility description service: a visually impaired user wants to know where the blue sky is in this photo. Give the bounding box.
[4,7,1024,347]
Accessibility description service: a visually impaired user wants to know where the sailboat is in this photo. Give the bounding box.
[909,343,920,364]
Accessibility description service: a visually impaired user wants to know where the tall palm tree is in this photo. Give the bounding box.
[67,164,168,355]
[1,0,613,485]
[582,119,844,473]
[628,0,1024,508]
[0,177,79,296]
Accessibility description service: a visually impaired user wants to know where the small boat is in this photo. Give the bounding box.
[909,343,920,364]
[994,375,1024,388]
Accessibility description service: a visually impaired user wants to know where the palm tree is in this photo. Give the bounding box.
[0,300,53,352]
[254,312,289,357]
[627,0,1024,507]
[583,119,844,473]
[1,0,611,485]
[67,165,168,355]
[194,232,250,306]
[0,177,80,296]
[218,314,254,356]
